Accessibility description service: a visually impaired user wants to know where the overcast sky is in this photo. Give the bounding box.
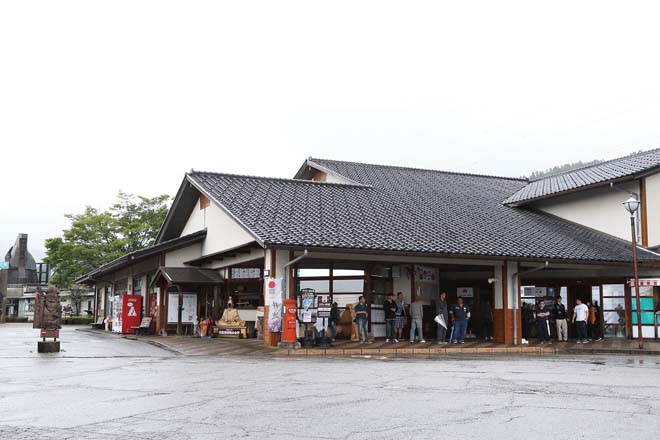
[2,1,660,261]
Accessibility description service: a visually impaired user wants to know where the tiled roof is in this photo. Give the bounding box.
[504,148,660,205]
[187,160,659,264]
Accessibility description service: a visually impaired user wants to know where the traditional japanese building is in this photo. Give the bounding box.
[78,150,660,343]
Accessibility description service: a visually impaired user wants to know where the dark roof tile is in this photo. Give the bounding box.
[188,159,659,264]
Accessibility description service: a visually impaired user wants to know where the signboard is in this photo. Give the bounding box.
[299,288,316,323]
[265,278,283,332]
[0,262,9,270]
[457,287,474,298]
[317,295,332,318]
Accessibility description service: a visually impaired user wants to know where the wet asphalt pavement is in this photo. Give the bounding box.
[1,323,659,439]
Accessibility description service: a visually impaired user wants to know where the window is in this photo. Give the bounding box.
[297,268,330,277]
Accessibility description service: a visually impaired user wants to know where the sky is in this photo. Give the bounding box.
[2,1,660,261]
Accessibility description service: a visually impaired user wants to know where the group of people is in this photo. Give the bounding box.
[531,295,603,345]
[381,292,479,344]
[329,292,605,345]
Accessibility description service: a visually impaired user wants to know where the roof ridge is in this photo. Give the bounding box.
[188,170,371,188]
[529,147,660,182]
[308,157,529,182]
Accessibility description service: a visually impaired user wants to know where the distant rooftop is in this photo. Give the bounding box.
[504,148,660,205]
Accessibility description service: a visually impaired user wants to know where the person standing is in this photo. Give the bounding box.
[328,302,340,342]
[450,297,470,344]
[573,298,589,343]
[354,296,369,343]
[383,293,398,342]
[480,298,494,341]
[592,300,602,341]
[586,300,602,341]
[554,295,568,342]
[409,298,425,343]
[534,300,551,345]
[435,292,449,344]
[394,292,407,341]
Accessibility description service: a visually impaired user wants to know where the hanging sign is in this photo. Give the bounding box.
[265,278,283,332]
[299,288,316,323]
[457,287,474,298]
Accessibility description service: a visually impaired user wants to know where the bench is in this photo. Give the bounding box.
[131,317,152,336]
[90,317,105,329]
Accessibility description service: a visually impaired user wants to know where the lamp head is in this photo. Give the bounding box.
[623,196,640,215]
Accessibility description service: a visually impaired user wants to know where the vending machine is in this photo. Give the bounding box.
[112,294,142,334]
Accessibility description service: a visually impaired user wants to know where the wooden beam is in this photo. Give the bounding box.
[640,177,649,247]
[270,249,276,277]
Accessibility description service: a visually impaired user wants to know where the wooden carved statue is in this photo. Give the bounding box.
[33,286,61,337]
[345,303,358,341]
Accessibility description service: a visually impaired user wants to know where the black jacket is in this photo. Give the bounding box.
[383,300,397,320]
[554,303,567,320]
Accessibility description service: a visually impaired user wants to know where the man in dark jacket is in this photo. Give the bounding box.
[383,293,398,342]
[450,297,470,344]
[554,295,568,342]
[534,300,551,345]
[435,292,449,344]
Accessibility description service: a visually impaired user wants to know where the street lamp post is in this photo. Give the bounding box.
[623,196,644,350]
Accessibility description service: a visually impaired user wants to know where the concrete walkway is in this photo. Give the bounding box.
[81,328,660,357]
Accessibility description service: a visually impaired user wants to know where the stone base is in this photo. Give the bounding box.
[37,341,60,353]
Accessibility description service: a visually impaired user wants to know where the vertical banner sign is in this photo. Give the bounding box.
[266,278,283,332]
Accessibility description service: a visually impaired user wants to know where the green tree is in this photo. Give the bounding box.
[44,192,170,288]
[110,191,170,253]
[67,288,87,315]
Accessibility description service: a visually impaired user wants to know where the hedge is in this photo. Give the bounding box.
[5,317,29,323]
[62,316,94,325]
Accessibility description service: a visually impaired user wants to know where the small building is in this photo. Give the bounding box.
[77,151,660,343]
[2,234,53,320]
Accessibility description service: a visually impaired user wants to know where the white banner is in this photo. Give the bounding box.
[266,278,283,332]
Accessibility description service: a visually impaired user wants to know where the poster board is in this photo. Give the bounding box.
[167,293,198,323]
[457,287,474,298]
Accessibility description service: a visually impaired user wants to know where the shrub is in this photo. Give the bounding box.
[62,316,94,325]
[6,317,29,323]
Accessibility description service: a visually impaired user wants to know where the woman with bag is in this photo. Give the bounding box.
[434,291,449,344]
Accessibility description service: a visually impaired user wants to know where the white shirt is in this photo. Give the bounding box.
[574,304,588,322]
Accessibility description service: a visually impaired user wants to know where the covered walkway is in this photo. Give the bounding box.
[111,330,660,357]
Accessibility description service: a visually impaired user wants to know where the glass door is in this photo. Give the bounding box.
[602,284,626,338]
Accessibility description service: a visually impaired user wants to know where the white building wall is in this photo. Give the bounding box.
[165,242,203,266]
[532,181,640,241]
[180,196,256,258]
[181,200,206,236]
[645,173,660,247]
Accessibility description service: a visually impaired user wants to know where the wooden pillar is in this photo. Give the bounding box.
[493,262,519,345]
[640,177,648,247]
[157,284,166,334]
